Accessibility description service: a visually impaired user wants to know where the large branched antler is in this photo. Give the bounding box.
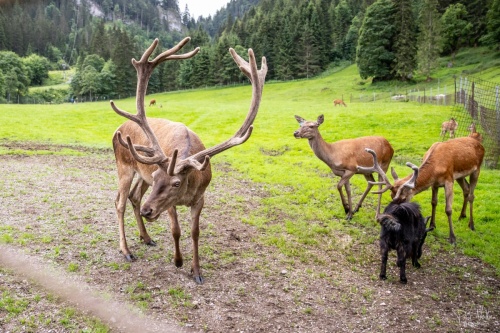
[172,48,268,173]
[111,37,200,165]
[357,148,393,194]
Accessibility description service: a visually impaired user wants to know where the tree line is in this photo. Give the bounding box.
[0,0,499,103]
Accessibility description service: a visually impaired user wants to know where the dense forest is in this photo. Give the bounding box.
[0,0,498,103]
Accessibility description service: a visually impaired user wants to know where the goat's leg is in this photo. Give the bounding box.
[353,174,375,216]
[190,197,205,284]
[379,243,389,280]
[411,247,421,268]
[430,187,439,230]
[455,177,470,219]
[128,179,155,246]
[396,246,407,284]
[444,181,456,244]
[115,170,136,261]
[167,207,183,268]
[467,171,480,231]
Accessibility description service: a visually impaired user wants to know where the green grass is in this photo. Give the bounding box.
[1,48,499,274]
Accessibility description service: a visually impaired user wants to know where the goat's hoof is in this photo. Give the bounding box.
[124,253,137,262]
[400,277,407,284]
[413,262,421,268]
[379,274,387,280]
[194,275,204,285]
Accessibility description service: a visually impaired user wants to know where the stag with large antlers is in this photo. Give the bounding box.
[111,37,267,284]
[294,114,394,219]
[359,136,485,243]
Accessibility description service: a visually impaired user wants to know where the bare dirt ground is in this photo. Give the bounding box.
[0,143,499,332]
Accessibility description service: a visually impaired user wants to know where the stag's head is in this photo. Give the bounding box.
[112,38,267,221]
[294,114,324,140]
[357,148,419,204]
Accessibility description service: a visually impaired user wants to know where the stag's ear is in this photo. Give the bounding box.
[317,114,324,126]
[295,115,306,125]
[391,167,399,181]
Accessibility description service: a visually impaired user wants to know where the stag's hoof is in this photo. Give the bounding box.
[194,275,204,285]
[140,236,156,246]
[174,258,183,268]
[379,274,387,280]
[124,253,137,262]
[400,277,407,284]
[413,261,421,268]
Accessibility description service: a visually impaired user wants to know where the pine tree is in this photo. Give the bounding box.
[481,0,500,49]
[111,30,136,98]
[417,0,442,81]
[392,0,417,81]
[440,3,472,60]
[356,0,396,81]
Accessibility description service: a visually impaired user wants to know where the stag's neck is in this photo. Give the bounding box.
[308,134,334,165]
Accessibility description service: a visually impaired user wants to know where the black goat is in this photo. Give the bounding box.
[378,201,433,284]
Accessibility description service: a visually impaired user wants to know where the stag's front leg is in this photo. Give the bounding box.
[167,207,183,268]
[467,170,480,231]
[455,177,470,220]
[444,182,456,244]
[190,197,205,284]
[115,171,136,261]
[129,179,156,246]
[430,187,439,230]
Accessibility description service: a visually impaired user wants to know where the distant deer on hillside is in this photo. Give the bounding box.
[149,99,156,106]
[333,99,347,107]
[111,37,267,284]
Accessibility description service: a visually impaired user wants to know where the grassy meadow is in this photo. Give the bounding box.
[1,49,500,275]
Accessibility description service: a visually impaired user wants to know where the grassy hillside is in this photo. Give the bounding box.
[1,47,499,273]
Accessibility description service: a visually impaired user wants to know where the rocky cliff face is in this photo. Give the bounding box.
[80,0,183,32]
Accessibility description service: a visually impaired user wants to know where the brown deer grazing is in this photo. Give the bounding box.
[294,114,394,219]
[440,117,458,139]
[333,99,347,107]
[111,37,267,284]
[359,136,485,243]
[149,99,156,106]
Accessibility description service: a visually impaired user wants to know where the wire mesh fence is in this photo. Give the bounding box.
[352,76,500,169]
[450,76,500,168]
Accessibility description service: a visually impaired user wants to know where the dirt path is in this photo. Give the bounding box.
[0,145,499,332]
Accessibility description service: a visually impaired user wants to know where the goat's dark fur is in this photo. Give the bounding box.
[378,201,432,284]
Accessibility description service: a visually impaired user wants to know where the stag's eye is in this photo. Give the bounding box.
[172,181,181,188]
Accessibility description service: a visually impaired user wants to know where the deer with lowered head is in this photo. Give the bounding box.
[358,135,485,244]
[111,37,267,284]
[294,114,394,219]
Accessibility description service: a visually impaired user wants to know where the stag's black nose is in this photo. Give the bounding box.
[140,207,153,218]
[294,131,300,138]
